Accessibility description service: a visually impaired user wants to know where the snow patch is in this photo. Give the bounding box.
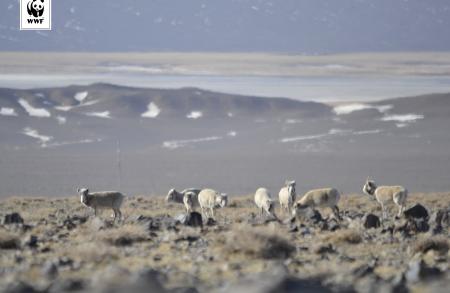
[281,128,382,143]
[56,115,66,125]
[328,128,351,135]
[333,103,393,115]
[187,111,203,119]
[74,91,88,103]
[54,105,73,111]
[227,131,237,137]
[85,111,111,119]
[280,133,328,143]
[381,114,424,123]
[22,127,52,146]
[46,138,103,148]
[163,136,222,150]
[142,102,161,118]
[227,112,234,117]
[55,99,99,112]
[0,107,17,116]
[285,119,302,124]
[396,123,408,128]
[18,99,51,117]
[353,129,382,135]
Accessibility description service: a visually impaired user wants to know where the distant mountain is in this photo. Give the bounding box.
[1,84,450,197]
[2,0,450,52]
[0,83,331,120]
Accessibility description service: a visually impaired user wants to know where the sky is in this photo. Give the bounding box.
[1,0,450,52]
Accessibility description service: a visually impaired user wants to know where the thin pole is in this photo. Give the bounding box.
[116,139,122,191]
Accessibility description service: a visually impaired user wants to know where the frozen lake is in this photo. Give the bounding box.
[1,73,450,102]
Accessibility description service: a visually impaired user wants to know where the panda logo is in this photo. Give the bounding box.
[27,0,45,18]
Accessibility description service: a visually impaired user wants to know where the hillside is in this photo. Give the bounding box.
[0,85,450,196]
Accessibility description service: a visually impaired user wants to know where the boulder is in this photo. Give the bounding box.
[48,279,85,293]
[404,204,428,220]
[4,281,39,293]
[405,260,442,283]
[221,266,333,293]
[186,212,203,227]
[205,217,217,226]
[363,214,381,229]
[23,235,38,248]
[42,260,58,279]
[430,208,450,234]
[3,213,24,225]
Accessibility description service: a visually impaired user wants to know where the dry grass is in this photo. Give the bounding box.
[95,224,149,246]
[322,229,362,245]
[413,236,449,255]
[63,242,119,263]
[0,230,20,249]
[0,192,448,291]
[223,225,295,259]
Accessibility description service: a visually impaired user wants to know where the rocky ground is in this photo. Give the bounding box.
[0,192,449,293]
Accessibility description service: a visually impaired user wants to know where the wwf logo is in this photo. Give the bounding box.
[27,0,45,18]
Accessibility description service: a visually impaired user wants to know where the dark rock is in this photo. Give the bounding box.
[318,221,328,231]
[3,213,24,225]
[174,235,200,244]
[62,219,76,230]
[391,274,409,293]
[405,260,442,283]
[57,257,74,268]
[283,216,296,225]
[48,279,85,292]
[169,288,199,293]
[42,261,58,279]
[176,212,203,228]
[205,218,217,226]
[352,259,377,278]
[223,267,333,293]
[288,225,298,233]
[40,246,52,253]
[129,215,153,223]
[114,236,134,246]
[342,210,364,219]
[4,281,39,293]
[23,235,38,248]
[135,268,167,284]
[15,255,24,264]
[353,264,374,278]
[404,204,429,220]
[70,215,88,225]
[0,235,19,249]
[314,244,336,254]
[338,255,356,262]
[304,208,323,224]
[128,268,166,292]
[327,219,340,231]
[186,212,203,227]
[381,224,395,234]
[430,209,450,234]
[138,215,179,232]
[395,216,430,235]
[363,214,381,229]
[406,218,429,233]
